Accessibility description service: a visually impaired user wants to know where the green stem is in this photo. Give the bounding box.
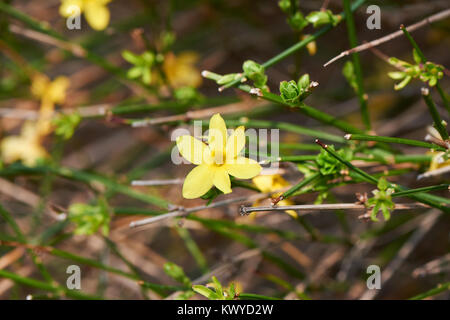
[343,0,370,130]
[422,89,449,140]
[238,84,362,134]
[315,139,450,212]
[221,0,367,89]
[435,82,450,115]
[281,172,321,200]
[0,269,100,300]
[401,24,450,116]
[238,293,280,300]
[392,184,450,198]
[0,164,170,209]
[225,119,346,144]
[346,133,446,151]
[410,282,450,300]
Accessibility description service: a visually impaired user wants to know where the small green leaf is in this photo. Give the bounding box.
[163,262,191,287]
[192,285,219,300]
[394,75,412,90]
[388,71,406,80]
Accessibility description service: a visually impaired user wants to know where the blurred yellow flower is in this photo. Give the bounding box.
[60,0,112,31]
[302,35,317,56]
[176,114,261,199]
[1,74,70,166]
[252,174,298,218]
[427,151,450,171]
[31,74,70,136]
[163,52,202,89]
[1,122,47,166]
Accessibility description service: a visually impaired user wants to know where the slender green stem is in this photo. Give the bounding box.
[315,139,450,212]
[422,88,449,140]
[346,133,446,151]
[410,282,450,300]
[0,2,145,91]
[280,172,321,201]
[220,0,367,89]
[0,164,170,209]
[400,25,426,62]
[238,84,362,134]
[392,184,449,198]
[435,82,450,115]
[238,293,280,300]
[225,119,346,143]
[0,269,100,300]
[343,0,370,130]
[0,204,53,283]
[401,24,450,116]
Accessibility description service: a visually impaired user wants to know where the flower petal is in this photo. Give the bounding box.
[176,135,212,165]
[84,2,110,30]
[225,157,261,179]
[208,114,227,157]
[182,165,213,199]
[59,0,84,17]
[226,126,245,160]
[212,167,232,194]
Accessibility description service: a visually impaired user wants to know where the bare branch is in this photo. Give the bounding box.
[324,9,450,67]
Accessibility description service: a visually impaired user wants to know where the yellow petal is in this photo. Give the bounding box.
[47,76,70,104]
[225,157,261,179]
[84,1,110,30]
[226,126,245,160]
[279,199,298,218]
[212,166,232,194]
[176,135,212,165]
[252,174,276,192]
[182,165,213,199]
[208,114,227,160]
[59,0,84,17]
[31,74,50,98]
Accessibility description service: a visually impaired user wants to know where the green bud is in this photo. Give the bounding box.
[387,71,406,80]
[280,80,300,104]
[394,75,412,90]
[298,73,310,90]
[306,10,340,28]
[288,12,308,32]
[217,73,239,85]
[242,60,267,88]
[278,0,291,13]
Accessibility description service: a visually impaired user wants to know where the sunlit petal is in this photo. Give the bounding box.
[226,126,246,160]
[84,2,110,30]
[176,135,212,165]
[208,114,227,157]
[182,165,213,199]
[212,166,232,194]
[225,157,261,179]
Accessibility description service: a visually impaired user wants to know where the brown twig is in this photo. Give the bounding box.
[240,202,429,215]
[324,9,450,67]
[131,99,263,127]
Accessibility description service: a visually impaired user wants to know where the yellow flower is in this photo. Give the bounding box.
[1,74,70,166]
[163,52,202,89]
[176,114,261,199]
[1,122,47,166]
[31,74,70,136]
[60,0,112,31]
[427,151,450,171]
[252,174,298,218]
